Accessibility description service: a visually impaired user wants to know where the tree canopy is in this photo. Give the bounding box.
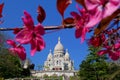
[78,46,109,80]
[78,46,120,80]
[0,33,31,78]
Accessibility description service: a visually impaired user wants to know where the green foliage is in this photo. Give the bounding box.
[70,76,80,80]
[78,46,109,80]
[107,62,120,80]
[0,33,30,79]
[78,46,120,80]
[0,77,4,80]
[0,50,31,79]
[0,33,23,78]
[0,50,23,78]
[43,75,63,80]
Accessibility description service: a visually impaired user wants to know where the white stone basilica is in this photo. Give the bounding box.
[31,37,76,78]
[44,37,74,71]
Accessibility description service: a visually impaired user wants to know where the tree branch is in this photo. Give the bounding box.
[0,24,75,31]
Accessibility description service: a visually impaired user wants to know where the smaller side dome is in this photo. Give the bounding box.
[47,49,53,59]
[65,49,70,59]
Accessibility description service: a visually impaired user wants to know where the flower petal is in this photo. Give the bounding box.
[81,27,88,43]
[109,52,120,60]
[30,39,37,56]
[15,46,26,60]
[114,43,120,49]
[34,23,45,36]
[75,27,83,38]
[7,40,16,47]
[36,36,45,51]
[85,8,103,28]
[22,11,34,29]
[9,47,26,60]
[9,48,17,56]
[15,29,33,44]
[103,0,120,18]
[98,50,107,56]
[85,0,99,11]
[71,12,81,20]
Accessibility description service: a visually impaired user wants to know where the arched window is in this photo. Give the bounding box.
[59,60,61,65]
[60,68,62,70]
[52,68,55,70]
[64,63,68,70]
[56,60,58,65]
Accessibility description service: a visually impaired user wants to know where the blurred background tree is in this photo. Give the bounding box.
[78,46,109,80]
[78,46,120,80]
[0,32,32,79]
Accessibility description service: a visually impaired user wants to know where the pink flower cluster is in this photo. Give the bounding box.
[6,0,120,61]
[89,28,120,60]
[71,0,120,60]
[89,33,106,47]
[7,40,26,60]
[71,0,120,42]
[7,11,45,60]
[98,41,120,60]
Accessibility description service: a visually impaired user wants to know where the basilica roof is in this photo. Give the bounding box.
[54,37,64,51]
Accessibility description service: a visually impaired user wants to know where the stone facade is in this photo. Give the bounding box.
[31,37,76,78]
[31,70,77,78]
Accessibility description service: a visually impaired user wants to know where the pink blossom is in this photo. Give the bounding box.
[15,11,45,56]
[82,0,120,35]
[114,42,120,50]
[98,42,120,60]
[85,0,120,23]
[71,7,98,42]
[98,50,120,60]
[89,34,106,47]
[89,36,102,47]
[7,40,26,60]
[109,51,120,60]
[71,0,119,43]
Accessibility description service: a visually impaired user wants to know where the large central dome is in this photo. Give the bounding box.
[54,37,64,51]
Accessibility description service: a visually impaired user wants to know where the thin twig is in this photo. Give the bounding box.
[0,24,75,31]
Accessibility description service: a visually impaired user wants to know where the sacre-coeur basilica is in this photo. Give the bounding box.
[30,37,77,78]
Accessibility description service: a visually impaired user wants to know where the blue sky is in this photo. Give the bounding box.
[1,0,90,70]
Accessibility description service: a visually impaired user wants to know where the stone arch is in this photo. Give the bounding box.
[59,60,61,65]
[56,60,59,65]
